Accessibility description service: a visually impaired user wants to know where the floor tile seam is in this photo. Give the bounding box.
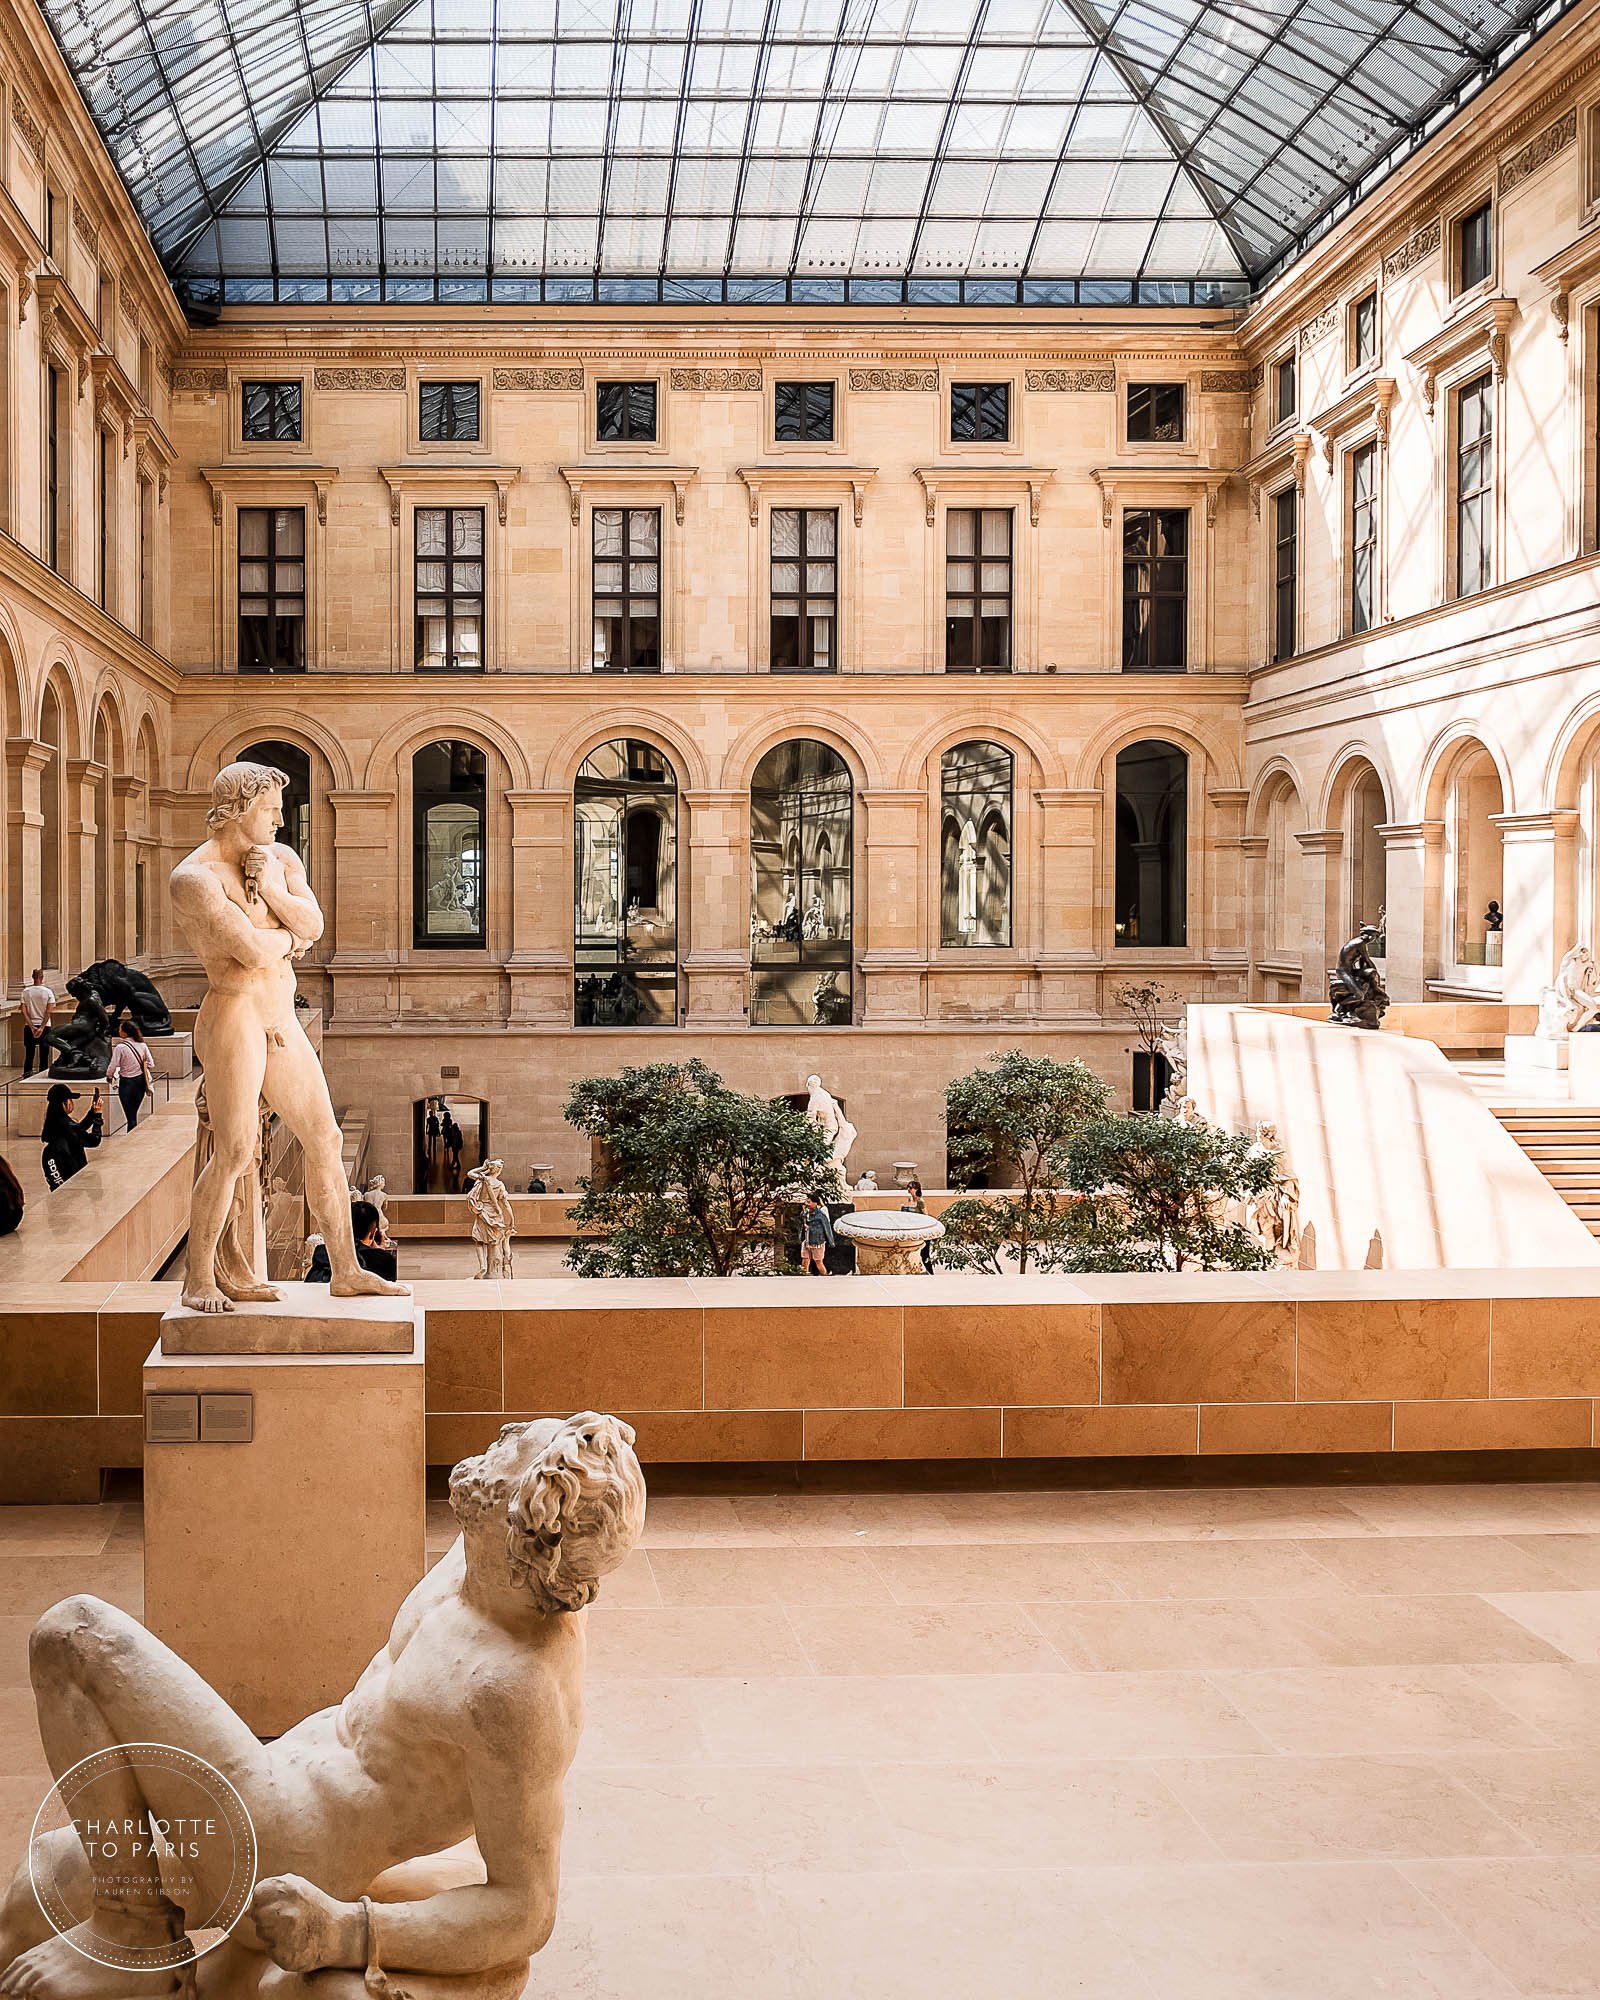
[1388,1854,1564,1999]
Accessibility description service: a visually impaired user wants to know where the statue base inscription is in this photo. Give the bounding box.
[160,1282,416,1356]
[143,1328,426,1735]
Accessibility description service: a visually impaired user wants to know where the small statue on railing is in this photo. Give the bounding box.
[1327,924,1391,1030]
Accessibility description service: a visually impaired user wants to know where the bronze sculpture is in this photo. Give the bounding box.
[79,956,173,1035]
[1327,924,1391,1030]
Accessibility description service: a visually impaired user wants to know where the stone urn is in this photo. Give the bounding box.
[834,1209,944,1276]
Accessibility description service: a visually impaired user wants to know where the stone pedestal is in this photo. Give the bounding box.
[149,1030,193,1078]
[143,1315,425,1737]
[1569,1034,1600,1104]
[835,1210,945,1276]
[6,1073,94,1137]
[160,1282,416,1355]
[1505,1032,1570,1071]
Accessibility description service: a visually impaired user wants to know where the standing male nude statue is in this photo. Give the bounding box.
[169,762,407,1313]
[0,1414,647,1998]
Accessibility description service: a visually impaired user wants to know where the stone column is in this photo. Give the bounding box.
[1031,787,1100,1019]
[1493,809,1579,1003]
[505,789,570,1024]
[1205,789,1250,1002]
[1378,820,1444,1002]
[66,757,103,973]
[5,738,48,980]
[1294,828,1342,1004]
[682,789,748,1025]
[858,788,924,1022]
[1238,833,1268,997]
[327,789,396,1022]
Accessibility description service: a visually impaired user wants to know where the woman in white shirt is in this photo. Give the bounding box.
[105,1018,156,1130]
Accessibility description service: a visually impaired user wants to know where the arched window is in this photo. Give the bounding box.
[1442,744,1504,969]
[242,740,312,864]
[574,738,679,1026]
[1344,764,1388,943]
[1115,740,1187,947]
[750,739,852,1025]
[940,741,1012,946]
[413,741,486,948]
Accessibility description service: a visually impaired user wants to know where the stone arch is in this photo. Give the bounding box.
[1320,743,1395,831]
[1419,723,1514,825]
[1246,757,1308,837]
[185,711,354,793]
[133,712,163,790]
[1071,712,1240,793]
[895,713,1058,792]
[721,711,881,794]
[36,654,85,762]
[540,710,708,792]
[363,710,531,793]
[1545,693,1600,810]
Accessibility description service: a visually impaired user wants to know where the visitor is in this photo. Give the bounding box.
[40,1082,104,1190]
[18,968,55,1078]
[105,1017,156,1130]
[902,1177,934,1272]
[0,1152,23,1235]
[800,1192,835,1275]
[445,1116,463,1177]
[426,1105,440,1159]
[305,1198,398,1284]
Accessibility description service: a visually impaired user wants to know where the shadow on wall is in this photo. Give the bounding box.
[1186,1005,1600,1270]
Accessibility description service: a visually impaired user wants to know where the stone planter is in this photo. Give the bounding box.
[833,1210,944,1275]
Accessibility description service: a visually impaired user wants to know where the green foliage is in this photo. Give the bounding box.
[1064,1113,1278,1273]
[563,1058,833,1278]
[938,1050,1111,1274]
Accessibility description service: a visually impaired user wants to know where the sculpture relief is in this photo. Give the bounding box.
[169,762,409,1312]
[0,1417,646,1999]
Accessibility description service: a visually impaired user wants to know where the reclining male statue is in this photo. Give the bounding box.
[0,1413,646,1999]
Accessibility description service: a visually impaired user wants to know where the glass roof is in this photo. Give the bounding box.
[38,0,1576,306]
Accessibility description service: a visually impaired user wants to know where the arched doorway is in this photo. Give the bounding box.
[574,738,679,1025]
[1440,743,1505,973]
[940,741,1013,947]
[750,740,853,1025]
[1114,740,1187,948]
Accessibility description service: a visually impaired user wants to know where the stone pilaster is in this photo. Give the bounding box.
[1492,809,1579,1002]
[1378,820,1444,1002]
[1293,827,1342,1003]
[682,789,748,1025]
[5,738,49,981]
[326,789,396,1020]
[504,789,571,1023]
[858,788,924,1022]
[1031,787,1100,1018]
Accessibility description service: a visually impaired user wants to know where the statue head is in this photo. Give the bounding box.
[207,761,288,844]
[449,1414,646,1612]
[806,1074,823,1092]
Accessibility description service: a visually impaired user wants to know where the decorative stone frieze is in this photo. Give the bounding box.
[72,200,99,255]
[668,367,761,391]
[1383,219,1441,281]
[848,368,939,392]
[1200,370,1255,394]
[1024,368,1115,392]
[312,366,405,391]
[1298,303,1339,350]
[1500,109,1577,194]
[172,367,226,393]
[492,367,583,391]
[11,92,45,168]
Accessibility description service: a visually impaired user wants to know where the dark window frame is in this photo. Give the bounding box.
[769,506,838,674]
[1121,508,1189,672]
[238,504,307,673]
[592,506,661,673]
[241,380,303,443]
[412,740,488,950]
[1114,739,1188,949]
[950,381,1010,444]
[418,380,481,443]
[1273,485,1297,662]
[1456,371,1494,600]
[773,380,835,443]
[1351,292,1379,370]
[97,426,111,613]
[1349,440,1378,635]
[1127,381,1186,443]
[1274,356,1296,427]
[45,364,61,574]
[413,504,485,672]
[596,380,658,442]
[1456,201,1493,293]
[944,507,1013,672]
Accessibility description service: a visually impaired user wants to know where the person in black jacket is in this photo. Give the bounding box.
[0,1152,23,1235]
[40,1083,104,1191]
[306,1198,399,1284]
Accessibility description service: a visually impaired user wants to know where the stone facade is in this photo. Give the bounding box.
[2,0,1600,1183]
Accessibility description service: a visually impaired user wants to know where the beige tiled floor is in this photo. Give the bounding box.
[7,1482,1600,1994]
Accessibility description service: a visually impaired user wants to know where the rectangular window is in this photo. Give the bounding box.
[241,381,303,443]
[592,507,660,672]
[1349,441,1377,635]
[97,429,110,612]
[418,381,480,443]
[1121,509,1188,670]
[137,479,152,645]
[44,187,56,259]
[239,506,306,672]
[414,506,484,670]
[1457,201,1493,292]
[1273,486,1297,662]
[596,381,657,442]
[1274,357,1296,426]
[1352,291,1378,369]
[770,508,837,672]
[97,271,115,334]
[944,508,1012,671]
[1127,382,1186,442]
[774,380,835,442]
[45,365,61,573]
[950,382,1009,443]
[1456,372,1494,599]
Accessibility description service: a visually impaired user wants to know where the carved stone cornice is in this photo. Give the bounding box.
[1499,108,1577,196]
[36,273,99,397]
[202,464,341,527]
[669,367,761,391]
[492,366,582,391]
[1088,465,1229,529]
[90,350,139,456]
[1242,431,1314,516]
[1383,218,1441,283]
[1298,302,1339,350]
[1531,221,1600,346]
[914,464,1054,528]
[1200,369,1258,394]
[1404,296,1519,415]
[379,462,519,526]
[0,181,40,323]
[734,464,877,527]
[1310,374,1398,465]
[1025,368,1115,392]
[10,92,45,168]
[71,198,100,257]
[557,463,697,526]
[848,368,938,392]
[171,367,226,394]
[131,412,178,466]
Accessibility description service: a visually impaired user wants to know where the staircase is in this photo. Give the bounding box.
[1492,1106,1600,1238]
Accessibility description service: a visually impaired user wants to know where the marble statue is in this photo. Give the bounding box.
[41,976,115,1079]
[80,956,173,1036]
[169,761,408,1313]
[804,1074,858,1189]
[0,1415,646,1998]
[363,1174,392,1247]
[1327,924,1391,1030]
[811,970,851,1025]
[1537,944,1600,1037]
[1155,1015,1188,1109]
[1173,1095,1208,1130]
[853,1169,879,1193]
[1246,1118,1302,1267]
[467,1158,516,1279]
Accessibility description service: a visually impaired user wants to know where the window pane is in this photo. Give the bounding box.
[804,383,834,438]
[453,509,484,555]
[630,510,659,554]
[273,508,304,554]
[593,509,623,556]
[596,383,627,439]
[980,510,1010,556]
[771,509,800,556]
[239,508,269,557]
[416,509,447,555]
[1128,382,1184,442]
[806,511,836,555]
[628,384,658,438]
[947,510,976,557]
[774,382,803,441]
